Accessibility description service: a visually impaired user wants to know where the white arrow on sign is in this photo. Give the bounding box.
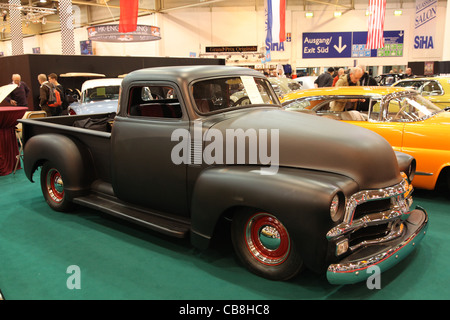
[334,36,347,53]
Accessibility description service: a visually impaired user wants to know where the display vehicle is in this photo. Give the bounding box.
[20,66,428,285]
[268,77,302,99]
[392,76,450,108]
[282,86,450,192]
[67,78,122,115]
[374,73,405,86]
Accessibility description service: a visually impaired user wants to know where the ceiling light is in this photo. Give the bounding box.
[305,12,314,18]
[394,10,402,16]
[334,11,342,18]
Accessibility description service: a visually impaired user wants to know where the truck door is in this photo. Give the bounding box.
[111,82,189,217]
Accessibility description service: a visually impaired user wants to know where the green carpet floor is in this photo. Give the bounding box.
[1,168,449,300]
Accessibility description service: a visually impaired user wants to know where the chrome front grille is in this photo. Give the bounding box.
[327,177,412,241]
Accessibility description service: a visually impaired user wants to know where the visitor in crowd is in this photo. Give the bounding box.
[335,66,364,87]
[38,73,58,116]
[4,74,30,107]
[314,67,334,88]
[332,68,345,86]
[357,65,378,86]
[404,67,415,78]
[331,67,365,111]
[48,73,65,115]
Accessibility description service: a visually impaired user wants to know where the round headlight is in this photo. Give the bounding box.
[407,159,416,183]
[330,193,343,222]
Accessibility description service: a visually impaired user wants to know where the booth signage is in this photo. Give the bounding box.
[352,30,404,57]
[302,30,404,59]
[205,46,258,53]
[87,24,161,42]
[302,32,352,58]
[412,0,438,59]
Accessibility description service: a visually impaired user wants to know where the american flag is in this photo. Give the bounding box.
[119,0,139,33]
[266,0,286,44]
[366,0,386,49]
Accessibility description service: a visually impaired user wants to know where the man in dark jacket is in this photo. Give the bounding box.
[48,73,64,116]
[314,67,335,88]
[5,74,30,107]
[358,65,378,86]
[38,73,52,116]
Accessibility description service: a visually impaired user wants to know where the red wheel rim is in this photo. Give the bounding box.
[245,213,291,266]
[46,168,64,203]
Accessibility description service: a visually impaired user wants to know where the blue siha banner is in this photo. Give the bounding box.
[413,0,438,57]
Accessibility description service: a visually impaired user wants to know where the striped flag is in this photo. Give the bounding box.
[366,0,386,49]
[119,0,139,33]
[266,0,286,45]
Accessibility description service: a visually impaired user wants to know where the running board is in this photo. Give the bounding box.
[73,194,190,238]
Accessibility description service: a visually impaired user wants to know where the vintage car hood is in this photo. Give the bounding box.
[69,99,118,115]
[0,84,18,103]
[208,108,402,190]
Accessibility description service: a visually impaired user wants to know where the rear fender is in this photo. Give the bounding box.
[23,134,94,199]
[190,166,358,272]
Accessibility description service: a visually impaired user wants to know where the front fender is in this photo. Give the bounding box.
[190,166,359,272]
[394,151,416,182]
[23,133,94,199]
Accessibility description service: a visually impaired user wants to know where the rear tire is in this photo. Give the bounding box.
[40,161,74,212]
[231,210,303,281]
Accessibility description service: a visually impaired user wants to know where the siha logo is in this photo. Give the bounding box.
[414,36,434,49]
[171,120,279,175]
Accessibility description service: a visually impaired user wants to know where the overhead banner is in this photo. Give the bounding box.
[366,0,387,50]
[119,0,139,33]
[88,25,161,42]
[413,0,438,58]
[302,31,403,59]
[265,0,286,52]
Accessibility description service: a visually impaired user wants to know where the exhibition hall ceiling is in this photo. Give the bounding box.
[0,0,415,39]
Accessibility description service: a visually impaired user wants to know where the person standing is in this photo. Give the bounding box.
[38,73,53,116]
[357,65,378,86]
[331,67,364,111]
[314,67,335,88]
[48,73,65,116]
[404,67,415,78]
[335,66,364,87]
[5,74,30,107]
[332,68,345,86]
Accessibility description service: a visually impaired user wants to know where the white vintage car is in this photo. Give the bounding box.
[68,78,122,115]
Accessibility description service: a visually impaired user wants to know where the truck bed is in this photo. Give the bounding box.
[20,113,115,182]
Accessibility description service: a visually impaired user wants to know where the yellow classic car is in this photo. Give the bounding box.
[281,86,450,191]
[392,76,450,109]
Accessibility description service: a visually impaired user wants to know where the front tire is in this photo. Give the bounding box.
[231,210,303,281]
[40,161,74,212]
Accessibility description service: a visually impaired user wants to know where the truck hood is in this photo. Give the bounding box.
[206,108,402,190]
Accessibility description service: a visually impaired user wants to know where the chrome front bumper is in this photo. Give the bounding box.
[326,206,428,285]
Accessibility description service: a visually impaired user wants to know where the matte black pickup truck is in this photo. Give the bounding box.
[20,65,428,285]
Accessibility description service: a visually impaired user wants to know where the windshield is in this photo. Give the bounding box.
[84,85,121,103]
[382,93,442,121]
[192,76,280,114]
[283,91,442,122]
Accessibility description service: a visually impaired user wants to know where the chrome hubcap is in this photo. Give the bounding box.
[245,213,290,266]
